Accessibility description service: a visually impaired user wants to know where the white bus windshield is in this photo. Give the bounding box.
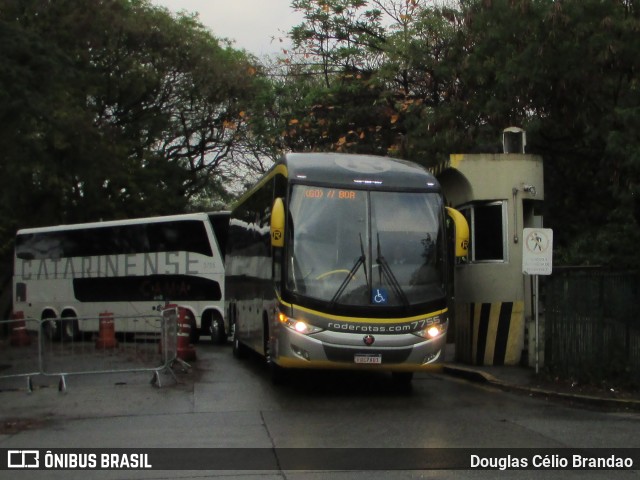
[286,186,445,307]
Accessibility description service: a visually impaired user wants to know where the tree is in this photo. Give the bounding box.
[280,0,459,156]
[0,0,268,258]
[446,0,640,265]
[279,0,640,266]
[278,0,393,154]
[289,0,386,87]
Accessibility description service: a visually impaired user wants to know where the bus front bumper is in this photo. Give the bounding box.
[271,326,447,372]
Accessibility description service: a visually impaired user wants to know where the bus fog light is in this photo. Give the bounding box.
[291,344,310,360]
[423,350,441,364]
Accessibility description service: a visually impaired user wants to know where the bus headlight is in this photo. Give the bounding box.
[412,320,447,339]
[278,313,323,335]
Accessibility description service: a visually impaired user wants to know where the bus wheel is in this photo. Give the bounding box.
[61,311,80,341]
[207,314,226,345]
[232,335,246,359]
[264,321,286,385]
[42,313,61,342]
[231,322,247,359]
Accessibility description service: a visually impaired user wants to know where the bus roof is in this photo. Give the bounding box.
[15,212,228,236]
[281,153,440,191]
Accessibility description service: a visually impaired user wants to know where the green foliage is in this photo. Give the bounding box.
[0,0,267,259]
[1,0,639,270]
[280,0,640,267]
[279,1,471,159]
[449,0,640,267]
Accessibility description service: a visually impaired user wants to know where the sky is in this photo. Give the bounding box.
[151,0,303,57]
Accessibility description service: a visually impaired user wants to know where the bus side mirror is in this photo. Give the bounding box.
[445,207,469,258]
[271,197,285,248]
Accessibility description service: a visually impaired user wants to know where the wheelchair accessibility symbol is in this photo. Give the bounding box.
[372,288,388,305]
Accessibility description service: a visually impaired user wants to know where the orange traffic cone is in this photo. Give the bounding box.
[9,311,31,347]
[95,311,118,349]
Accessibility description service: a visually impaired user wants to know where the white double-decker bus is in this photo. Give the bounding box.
[13,212,229,343]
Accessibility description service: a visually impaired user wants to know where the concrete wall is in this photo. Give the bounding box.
[436,153,544,366]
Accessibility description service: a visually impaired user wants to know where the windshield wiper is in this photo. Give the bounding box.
[330,234,369,305]
[376,234,409,307]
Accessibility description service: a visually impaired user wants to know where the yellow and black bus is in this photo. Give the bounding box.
[225,153,468,385]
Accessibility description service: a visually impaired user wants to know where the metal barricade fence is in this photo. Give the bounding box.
[544,269,640,382]
[0,314,41,391]
[0,307,182,392]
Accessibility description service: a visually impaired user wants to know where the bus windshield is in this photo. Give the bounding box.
[286,185,445,308]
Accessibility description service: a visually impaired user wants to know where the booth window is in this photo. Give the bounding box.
[460,201,507,262]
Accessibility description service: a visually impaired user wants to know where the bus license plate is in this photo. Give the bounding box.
[354,354,382,364]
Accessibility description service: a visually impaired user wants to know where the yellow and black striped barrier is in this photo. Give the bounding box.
[455,301,525,366]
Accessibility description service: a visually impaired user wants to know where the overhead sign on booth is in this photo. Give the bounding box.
[522,228,553,275]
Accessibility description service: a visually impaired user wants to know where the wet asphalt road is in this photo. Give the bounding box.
[0,342,639,479]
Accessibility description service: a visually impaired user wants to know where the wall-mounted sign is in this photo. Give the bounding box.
[522,228,553,275]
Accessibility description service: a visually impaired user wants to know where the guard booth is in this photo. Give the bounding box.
[436,128,544,366]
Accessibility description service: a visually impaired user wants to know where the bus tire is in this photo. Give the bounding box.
[42,311,62,342]
[230,315,247,358]
[61,310,80,341]
[264,317,286,385]
[269,361,286,385]
[206,312,226,345]
[232,336,247,359]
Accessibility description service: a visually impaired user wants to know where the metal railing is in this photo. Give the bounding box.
[0,307,183,392]
[544,268,640,382]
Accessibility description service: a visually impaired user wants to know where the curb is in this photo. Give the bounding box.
[442,365,640,411]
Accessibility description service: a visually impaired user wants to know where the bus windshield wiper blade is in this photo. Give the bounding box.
[359,233,369,291]
[376,234,409,307]
[330,234,368,306]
